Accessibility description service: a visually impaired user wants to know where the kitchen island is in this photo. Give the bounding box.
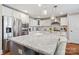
[9,32,67,55]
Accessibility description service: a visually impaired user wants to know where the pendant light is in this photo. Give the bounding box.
[51,5,60,25]
[54,5,58,22]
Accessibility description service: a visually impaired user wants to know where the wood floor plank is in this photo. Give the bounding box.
[66,43,79,55]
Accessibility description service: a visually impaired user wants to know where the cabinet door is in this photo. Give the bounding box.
[60,17,68,26]
[2,6,13,16]
[21,13,29,24]
[68,15,79,43]
[13,11,21,19]
[29,18,38,26]
[40,20,51,26]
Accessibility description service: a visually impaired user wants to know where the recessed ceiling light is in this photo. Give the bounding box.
[38,4,42,7]
[43,10,47,15]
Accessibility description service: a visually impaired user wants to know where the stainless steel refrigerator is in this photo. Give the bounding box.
[2,16,28,54]
[2,16,14,54]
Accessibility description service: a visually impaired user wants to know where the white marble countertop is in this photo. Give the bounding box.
[9,32,66,55]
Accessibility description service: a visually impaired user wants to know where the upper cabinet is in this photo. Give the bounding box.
[13,11,29,24]
[2,6,13,16]
[29,19,52,26]
[13,10,21,19]
[20,13,29,24]
[40,19,51,26]
[2,6,29,24]
[60,17,68,26]
[29,18,38,26]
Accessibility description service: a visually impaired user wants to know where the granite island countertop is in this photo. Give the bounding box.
[9,32,66,55]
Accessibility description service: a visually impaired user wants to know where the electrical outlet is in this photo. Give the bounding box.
[18,49,22,54]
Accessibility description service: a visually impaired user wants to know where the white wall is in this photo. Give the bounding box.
[68,14,79,44]
[0,4,2,54]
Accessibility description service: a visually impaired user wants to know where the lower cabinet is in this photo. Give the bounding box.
[66,43,79,55]
[10,41,36,55]
[10,41,44,55]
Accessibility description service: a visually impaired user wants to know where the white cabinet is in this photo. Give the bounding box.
[13,10,29,24]
[60,17,68,26]
[2,6,21,18]
[20,13,29,24]
[68,14,79,43]
[40,19,51,26]
[29,19,51,26]
[2,6,13,16]
[13,11,21,19]
[13,11,29,24]
[29,18,38,26]
[2,6,29,24]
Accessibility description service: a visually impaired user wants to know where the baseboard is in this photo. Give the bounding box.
[0,50,3,55]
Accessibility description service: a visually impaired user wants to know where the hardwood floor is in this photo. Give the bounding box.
[4,52,12,55]
[66,43,79,55]
[2,51,12,55]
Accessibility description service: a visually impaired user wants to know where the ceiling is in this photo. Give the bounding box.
[6,4,79,18]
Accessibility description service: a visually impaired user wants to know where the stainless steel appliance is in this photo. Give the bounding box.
[2,16,28,54]
[2,16,14,54]
[13,18,22,36]
[21,23,29,35]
